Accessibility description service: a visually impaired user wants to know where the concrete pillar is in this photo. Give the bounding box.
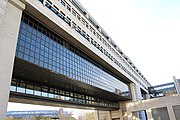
[0,0,7,26]
[167,106,176,120]
[146,109,153,120]
[120,102,128,120]
[0,0,25,119]
[98,111,111,120]
[129,83,137,101]
[111,109,122,120]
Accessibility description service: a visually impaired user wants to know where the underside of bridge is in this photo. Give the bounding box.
[10,57,131,111]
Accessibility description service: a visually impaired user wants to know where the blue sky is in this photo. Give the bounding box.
[78,0,180,85]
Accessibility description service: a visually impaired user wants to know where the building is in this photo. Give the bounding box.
[126,79,180,120]
[148,82,177,97]
[6,109,73,119]
[125,94,180,120]
[174,77,180,94]
[148,77,180,98]
[6,110,59,118]
[0,0,151,119]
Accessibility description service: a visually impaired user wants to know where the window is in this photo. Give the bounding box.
[132,110,147,120]
[72,9,77,17]
[60,0,65,6]
[77,13,81,21]
[17,81,26,93]
[72,22,76,28]
[152,107,170,120]
[66,3,71,11]
[16,13,130,98]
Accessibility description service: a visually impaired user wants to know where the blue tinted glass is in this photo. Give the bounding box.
[16,18,129,95]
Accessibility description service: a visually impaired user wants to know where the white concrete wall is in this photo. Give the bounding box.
[0,0,7,26]
[111,110,122,120]
[0,0,25,119]
[98,111,111,120]
[125,95,180,120]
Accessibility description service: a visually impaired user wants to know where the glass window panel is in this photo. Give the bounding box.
[34,90,41,96]
[34,86,41,96]
[26,89,33,95]
[10,86,16,92]
[42,92,48,97]
[16,14,130,96]
[49,93,54,98]
[17,87,25,93]
[152,107,170,120]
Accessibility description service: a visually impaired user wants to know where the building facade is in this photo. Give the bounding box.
[125,79,180,120]
[125,94,180,120]
[0,0,151,119]
[148,82,177,97]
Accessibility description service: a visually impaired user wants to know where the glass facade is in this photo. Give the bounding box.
[15,13,129,96]
[10,78,119,108]
[148,82,177,98]
[132,110,147,120]
[39,0,149,90]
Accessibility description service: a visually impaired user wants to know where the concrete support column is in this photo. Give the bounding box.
[146,109,153,120]
[167,106,176,120]
[0,0,25,119]
[129,83,137,101]
[98,111,111,120]
[110,109,123,120]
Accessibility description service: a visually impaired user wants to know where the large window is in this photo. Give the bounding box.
[16,13,130,97]
[151,107,170,120]
[10,78,119,108]
[173,105,180,120]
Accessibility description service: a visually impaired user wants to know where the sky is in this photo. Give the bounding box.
[78,0,180,86]
[7,0,180,112]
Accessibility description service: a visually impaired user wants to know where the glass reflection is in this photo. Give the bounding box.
[11,78,119,108]
[16,13,130,97]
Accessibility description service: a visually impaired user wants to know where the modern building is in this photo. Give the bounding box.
[0,0,151,119]
[6,110,59,118]
[148,82,177,97]
[125,94,180,120]
[6,109,72,119]
[126,79,180,120]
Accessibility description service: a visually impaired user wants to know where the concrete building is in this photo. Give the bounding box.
[123,79,180,120]
[124,94,180,120]
[148,82,177,97]
[6,109,72,119]
[2,0,176,120]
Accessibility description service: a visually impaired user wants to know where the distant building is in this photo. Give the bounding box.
[148,82,177,97]
[6,109,72,118]
[125,78,180,120]
[148,77,180,98]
